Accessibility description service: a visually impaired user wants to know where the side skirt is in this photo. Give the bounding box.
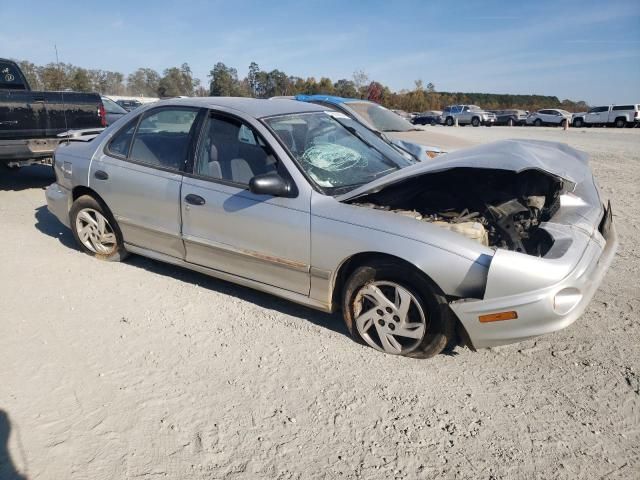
[124,243,333,313]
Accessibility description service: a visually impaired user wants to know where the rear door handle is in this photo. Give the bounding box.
[185,194,205,206]
[94,170,109,180]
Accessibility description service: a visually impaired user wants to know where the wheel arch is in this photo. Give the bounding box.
[330,250,475,351]
[330,251,446,310]
[71,186,119,228]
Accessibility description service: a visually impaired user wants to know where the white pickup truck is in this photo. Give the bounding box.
[574,104,640,128]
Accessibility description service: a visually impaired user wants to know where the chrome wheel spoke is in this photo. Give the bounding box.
[379,331,403,354]
[101,232,116,245]
[394,286,412,322]
[394,322,426,339]
[96,214,107,235]
[361,284,395,310]
[78,210,98,228]
[355,307,377,334]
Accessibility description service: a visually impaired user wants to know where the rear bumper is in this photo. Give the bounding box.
[450,223,617,349]
[0,138,59,162]
[45,182,71,228]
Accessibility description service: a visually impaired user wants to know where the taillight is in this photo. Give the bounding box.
[635,111,639,118]
[98,103,106,127]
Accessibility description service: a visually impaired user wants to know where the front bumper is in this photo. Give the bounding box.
[45,182,72,228]
[450,223,617,349]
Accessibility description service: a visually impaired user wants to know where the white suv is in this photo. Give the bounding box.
[526,109,572,127]
[441,105,496,127]
[577,104,640,128]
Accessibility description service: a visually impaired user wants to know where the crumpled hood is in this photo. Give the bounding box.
[337,139,590,201]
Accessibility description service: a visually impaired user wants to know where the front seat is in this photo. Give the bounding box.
[206,144,222,178]
[230,158,254,184]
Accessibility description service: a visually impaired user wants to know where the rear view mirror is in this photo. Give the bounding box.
[249,172,295,197]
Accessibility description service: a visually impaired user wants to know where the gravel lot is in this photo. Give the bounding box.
[1,126,638,479]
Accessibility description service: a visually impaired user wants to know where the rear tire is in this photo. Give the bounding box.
[507,118,514,127]
[573,118,583,128]
[70,195,128,262]
[615,118,626,128]
[342,261,454,358]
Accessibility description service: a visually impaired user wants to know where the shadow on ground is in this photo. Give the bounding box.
[0,164,54,192]
[34,205,76,249]
[0,410,27,480]
[33,205,348,338]
[127,254,348,337]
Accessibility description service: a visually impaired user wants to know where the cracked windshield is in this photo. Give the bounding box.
[265,112,413,191]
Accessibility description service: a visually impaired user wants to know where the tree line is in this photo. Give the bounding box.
[14,59,589,112]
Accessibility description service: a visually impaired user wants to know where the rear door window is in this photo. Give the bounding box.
[129,108,199,170]
[612,105,633,111]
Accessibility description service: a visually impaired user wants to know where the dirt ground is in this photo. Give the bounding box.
[1,126,638,480]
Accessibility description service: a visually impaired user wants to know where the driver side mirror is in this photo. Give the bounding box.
[249,172,295,198]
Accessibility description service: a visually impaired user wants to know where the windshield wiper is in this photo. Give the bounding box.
[332,118,398,167]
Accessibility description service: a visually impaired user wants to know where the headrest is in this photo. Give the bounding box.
[209,143,218,163]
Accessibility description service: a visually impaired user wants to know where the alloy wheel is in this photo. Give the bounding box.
[75,208,117,255]
[352,281,427,355]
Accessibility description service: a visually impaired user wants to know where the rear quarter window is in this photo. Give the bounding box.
[107,118,139,158]
[612,105,634,111]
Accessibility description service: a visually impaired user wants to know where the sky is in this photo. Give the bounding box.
[1,0,639,104]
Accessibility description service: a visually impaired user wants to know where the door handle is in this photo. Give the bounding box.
[185,194,205,206]
[94,170,109,180]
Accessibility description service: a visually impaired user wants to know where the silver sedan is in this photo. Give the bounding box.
[46,98,616,358]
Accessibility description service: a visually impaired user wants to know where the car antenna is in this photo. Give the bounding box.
[55,44,70,145]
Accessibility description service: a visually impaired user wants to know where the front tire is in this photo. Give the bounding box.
[573,118,583,128]
[534,119,543,127]
[471,117,480,127]
[446,117,454,126]
[342,262,453,358]
[70,195,127,261]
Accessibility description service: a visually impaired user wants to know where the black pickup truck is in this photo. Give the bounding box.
[0,58,105,169]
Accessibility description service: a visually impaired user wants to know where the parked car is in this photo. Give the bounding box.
[582,104,639,128]
[295,94,442,160]
[0,58,105,170]
[412,111,443,126]
[101,96,129,126]
[441,105,497,126]
[46,97,616,358]
[526,109,572,127]
[116,99,143,112]
[489,109,528,126]
[391,109,412,121]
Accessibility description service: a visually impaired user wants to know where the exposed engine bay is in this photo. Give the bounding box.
[349,168,565,256]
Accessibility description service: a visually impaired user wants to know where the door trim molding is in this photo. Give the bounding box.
[182,234,309,273]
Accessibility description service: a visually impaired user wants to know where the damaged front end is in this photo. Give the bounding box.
[350,167,564,256]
